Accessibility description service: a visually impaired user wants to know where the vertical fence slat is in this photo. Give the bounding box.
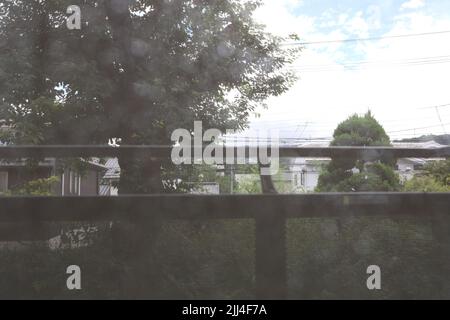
[255,213,287,299]
[430,194,450,296]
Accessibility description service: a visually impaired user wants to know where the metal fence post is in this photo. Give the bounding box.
[255,162,287,300]
[430,193,450,296]
[255,212,287,299]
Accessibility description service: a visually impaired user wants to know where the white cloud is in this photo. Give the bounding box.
[366,5,382,30]
[401,0,426,10]
[246,1,450,140]
[254,0,311,37]
[345,11,370,37]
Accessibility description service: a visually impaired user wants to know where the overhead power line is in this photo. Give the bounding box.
[283,30,450,46]
[387,122,450,134]
[249,114,450,127]
[418,103,450,109]
[224,136,332,141]
[434,106,448,134]
[252,102,450,118]
[249,108,450,125]
[290,55,450,68]
[289,55,450,72]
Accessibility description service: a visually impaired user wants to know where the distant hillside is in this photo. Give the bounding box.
[394,134,450,145]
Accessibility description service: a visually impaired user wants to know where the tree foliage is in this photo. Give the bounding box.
[423,159,450,187]
[316,111,400,192]
[7,176,60,196]
[404,175,450,192]
[0,0,300,193]
[404,159,450,192]
[310,113,450,300]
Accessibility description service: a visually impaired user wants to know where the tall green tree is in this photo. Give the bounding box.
[308,113,450,300]
[316,111,400,192]
[0,0,300,298]
[0,0,299,193]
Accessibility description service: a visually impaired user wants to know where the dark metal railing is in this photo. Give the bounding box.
[0,145,449,159]
[0,145,449,299]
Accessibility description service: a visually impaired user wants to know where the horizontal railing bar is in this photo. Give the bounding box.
[0,193,448,222]
[0,145,449,159]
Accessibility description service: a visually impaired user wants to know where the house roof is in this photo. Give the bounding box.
[289,139,445,149]
[0,157,106,171]
[103,158,120,179]
[0,158,56,167]
[392,140,445,149]
[398,157,444,165]
[284,140,447,165]
[85,159,109,171]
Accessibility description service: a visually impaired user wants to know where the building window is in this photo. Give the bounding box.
[69,170,81,195]
[0,171,8,193]
[294,169,307,187]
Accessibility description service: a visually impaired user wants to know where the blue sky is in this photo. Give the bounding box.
[279,0,449,62]
[243,0,450,141]
[292,0,450,35]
